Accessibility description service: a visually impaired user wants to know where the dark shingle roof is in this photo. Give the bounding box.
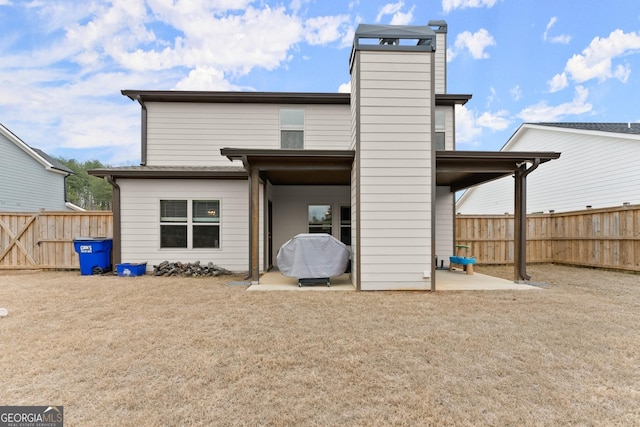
[31,147,74,174]
[534,122,640,135]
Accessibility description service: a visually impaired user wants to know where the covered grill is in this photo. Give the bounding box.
[276,233,350,286]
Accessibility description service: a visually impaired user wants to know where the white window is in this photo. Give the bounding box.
[435,109,446,150]
[160,200,220,249]
[280,109,304,149]
[308,205,332,234]
[339,205,351,246]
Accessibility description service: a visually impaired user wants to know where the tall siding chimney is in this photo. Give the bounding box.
[429,20,447,94]
[349,24,437,291]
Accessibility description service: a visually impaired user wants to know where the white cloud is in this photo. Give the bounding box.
[510,85,522,101]
[517,85,592,122]
[455,104,512,146]
[374,1,413,25]
[304,15,351,45]
[486,86,496,106]
[543,17,571,44]
[454,105,483,146]
[561,29,640,85]
[476,110,510,131]
[548,72,568,92]
[376,2,404,22]
[174,67,248,91]
[449,28,495,60]
[549,34,571,44]
[442,0,499,14]
[390,6,414,25]
[338,81,351,93]
[112,5,305,75]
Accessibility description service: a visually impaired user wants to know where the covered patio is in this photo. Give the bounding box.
[222,147,560,290]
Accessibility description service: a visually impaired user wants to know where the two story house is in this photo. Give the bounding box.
[91,22,559,290]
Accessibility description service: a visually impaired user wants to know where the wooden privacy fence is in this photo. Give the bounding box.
[2,206,639,272]
[0,211,112,270]
[456,204,640,272]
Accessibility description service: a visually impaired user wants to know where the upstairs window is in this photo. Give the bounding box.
[435,110,446,150]
[280,109,304,149]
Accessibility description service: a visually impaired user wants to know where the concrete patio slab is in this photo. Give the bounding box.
[246,269,542,291]
[435,268,543,291]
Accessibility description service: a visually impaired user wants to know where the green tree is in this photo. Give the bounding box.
[58,158,113,210]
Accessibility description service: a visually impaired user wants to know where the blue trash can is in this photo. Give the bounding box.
[73,237,113,275]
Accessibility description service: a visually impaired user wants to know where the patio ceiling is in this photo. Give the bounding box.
[220,148,355,185]
[436,151,561,192]
[221,148,561,191]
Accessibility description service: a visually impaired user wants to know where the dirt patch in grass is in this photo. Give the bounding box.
[1,265,639,426]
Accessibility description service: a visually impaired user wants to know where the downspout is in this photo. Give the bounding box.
[105,175,121,267]
[139,100,148,166]
[514,158,540,282]
[126,94,148,166]
[63,172,69,204]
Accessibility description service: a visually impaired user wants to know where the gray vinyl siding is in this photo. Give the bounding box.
[0,132,69,212]
[456,125,640,214]
[435,186,454,266]
[270,185,351,259]
[355,50,433,290]
[118,179,251,272]
[145,102,351,166]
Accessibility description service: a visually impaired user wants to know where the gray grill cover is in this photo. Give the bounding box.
[277,233,350,278]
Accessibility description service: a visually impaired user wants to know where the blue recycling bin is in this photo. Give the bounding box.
[74,237,113,275]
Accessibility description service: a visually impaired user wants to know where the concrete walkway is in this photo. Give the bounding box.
[245,269,542,291]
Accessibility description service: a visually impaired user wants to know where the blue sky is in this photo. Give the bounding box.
[1,0,639,165]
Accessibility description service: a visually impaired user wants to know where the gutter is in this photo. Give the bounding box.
[122,91,147,166]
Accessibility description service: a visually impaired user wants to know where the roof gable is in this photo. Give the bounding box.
[0,123,72,175]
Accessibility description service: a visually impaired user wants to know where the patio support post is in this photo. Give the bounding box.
[249,165,260,283]
[514,158,540,282]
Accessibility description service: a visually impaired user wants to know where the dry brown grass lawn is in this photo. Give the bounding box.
[1,265,639,426]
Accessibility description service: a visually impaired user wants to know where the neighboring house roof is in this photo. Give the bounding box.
[31,147,74,174]
[534,122,640,135]
[457,122,640,214]
[0,123,73,175]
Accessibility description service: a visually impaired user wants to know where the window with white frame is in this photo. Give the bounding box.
[308,205,332,234]
[340,205,351,246]
[435,109,446,150]
[280,109,304,149]
[160,200,220,249]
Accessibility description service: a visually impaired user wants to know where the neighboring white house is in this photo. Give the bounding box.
[0,123,79,212]
[91,22,559,290]
[457,123,640,214]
